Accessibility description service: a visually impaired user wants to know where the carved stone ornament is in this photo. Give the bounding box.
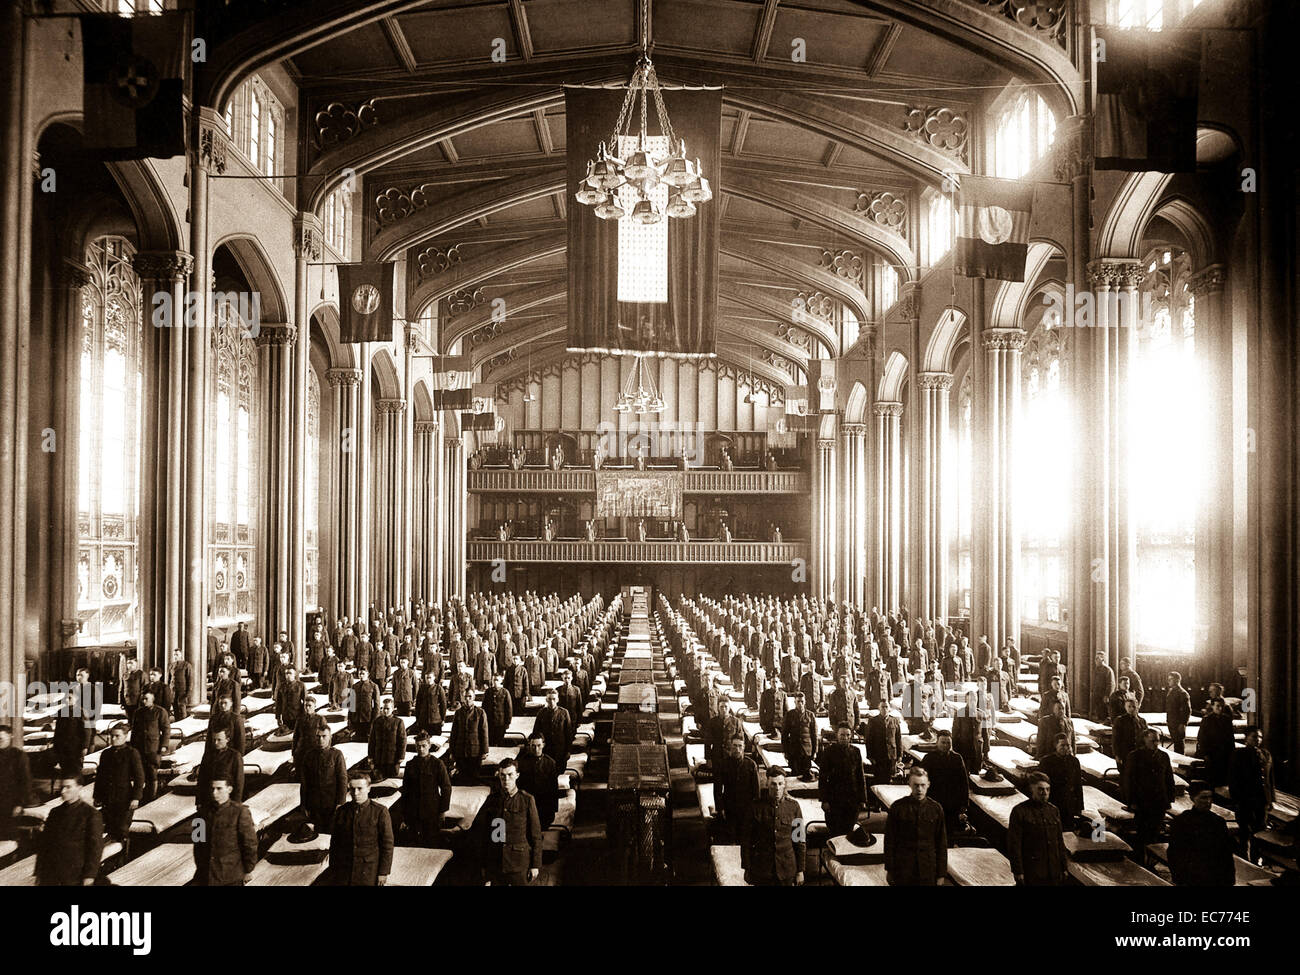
[873,401,903,418]
[416,244,463,280]
[1190,265,1226,297]
[982,328,1027,352]
[295,215,323,261]
[819,249,865,288]
[794,290,834,321]
[448,288,486,316]
[855,191,907,232]
[414,420,439,434]
[842,422,870,436]
[918,371,954,391]
[903,106,970,163]
[897,284,921,321]
[444,437,464,449]
[253,323,297,347]
[326,368,363,387]
[198,124,228,175]
[314,100,378,151]
[376,398,407,414]
[61,259,94,289]
[967,0,1068,46]
[374,182,444,228]
[132,250,194,282]
[1088,260,1144,290]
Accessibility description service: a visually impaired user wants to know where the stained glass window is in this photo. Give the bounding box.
[994,92,1056,180]
[77,236,143,644]
[1019,318,1067,623]
[924,191,953,268]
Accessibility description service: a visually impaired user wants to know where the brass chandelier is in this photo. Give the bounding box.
[574,33,711,224]
[612,354,666,414]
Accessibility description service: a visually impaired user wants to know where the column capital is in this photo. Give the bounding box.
[1051,116,1089,182]
[196,108,229,176]
[898,282,922,321]
[132,249,194,282]
[1189,264,1226,297]
[444,437,464,449]
[295,212,324,261]
[376,398,407,414]
[1087,258,1144,290]
[981,328,1026,352]
[841,422,870,436]
[917,371,953,390]
[253,323,297,347]
[816,437,836,452]
[326,367,363,387]
[414,420,439,434]
[873,401,903,418]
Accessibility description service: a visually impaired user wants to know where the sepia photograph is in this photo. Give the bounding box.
[0,0,1294,954]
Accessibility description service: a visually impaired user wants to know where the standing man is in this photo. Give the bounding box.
[328,772,394,886]
[169,648,192,721]
[52,689,93,781]
[94,724,144,855]
[474,758,542,885]
[415,670,447,738]
[144,667,172,714]
[1199,697,1236,787]
[349,668,381,741]
[818,723,866,839]
[0,726,32,838]
[119,656,144,724]
[920,729,970,840]
[196,729,245,805]
[368,698,407,781]
[129,690,170,803]
[884,766,947,886]
[449,696,490,784]
[291,698,329,774]
[866,706,903,787]
[36,777,103,887]
[391,657,417,718]
[532,687,573,774]
[516,733,560,831]
[1168,781,1236,885]
[1121,728,1175,858]
[196,778,257,886]
[1038,734,1085,828]
[1118,657,1145,710]
[247,636,269,690]
[1035,699,1075,758]
[746,768,805,886]
[482,673,514,747]
[401,731,453,846]
[1230,727,1275,861]
[207,694,246,755]
[230,622,251,673]
[1165,672,1192,755]
[1112,697,1148,772]
[300,726,348,833]
[716,737,759,861]
[782,692,819,782]
[1007,772,1068,886]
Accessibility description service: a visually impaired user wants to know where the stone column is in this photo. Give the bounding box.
[917,372,953,624]
[840,422,869,607]
[255,323,297,649]
[133,250,194,675]
[376,398,407,610]
[811,436,837,602]
[413,420,437,602]
[289,214,321,666]
[443,436,466,601]
[978,328,1024,658]
[1190,265,1232,677]
[873,402,903,610]
[327,368,362,618]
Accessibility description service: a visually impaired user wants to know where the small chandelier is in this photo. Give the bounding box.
[574,24,711,225]
[612,354,666,415]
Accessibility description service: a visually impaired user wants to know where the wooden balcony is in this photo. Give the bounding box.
[466,539,809,564]
[467,467,809,494]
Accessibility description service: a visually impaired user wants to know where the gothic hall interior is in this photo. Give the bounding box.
[1,0,1297,897]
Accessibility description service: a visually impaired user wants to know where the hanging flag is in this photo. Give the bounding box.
[337,262,394,343]
[784,385,809,417]
[954,175,1034,282]
[470,383,497,415]
[767,406,797,448]
[460,412,496,431]
[1094,29,1200,173]
[80,12,189,160]
[431,354,473,411]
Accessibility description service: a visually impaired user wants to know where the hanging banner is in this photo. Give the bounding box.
[337,262,395,343]
[594,470,683,519]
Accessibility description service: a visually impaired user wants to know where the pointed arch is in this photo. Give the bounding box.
[845,381,870,424]
[212,234,291,325]
[922,306,968,372]
[877,349,909,402]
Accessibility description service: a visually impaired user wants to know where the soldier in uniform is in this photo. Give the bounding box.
[532,687,573,773]
[207,694,246,755]
[196,777,257,886]
[292,697,329,774]
[169,648,192,721]
[144,666,172,713]
[1230,727,1275,861]
[1038,733,1084,828]
[1199,697,1236,787]
[920,729,970,840]
[391,657,417,717]
[483,673,514,747]
[0,726,31,838]
[758,676,784,738]
[36,777,103,887]
[196,729,245,805]
[884,765,947,886]
[93,724,144,855]
[818,723,866,838]
[349,668,381,741]
[450,697,490,784]
[119,656,144,724]
[401,731,453,845]
[473,758,542,885]
[301,726,348,833]
[129,692,170,803]
[328,772,394,886]
[1168,781,1235,885]
[716,737,759,861]
[866,706,903,787]
[782,692,819,781]
[1121,728,1175,859]
[827,675,861,739]
[415,669,448,738]
[1165,671,1193,754]
[1112,697,1148,772]
[1007,772,1068,886]
[1090,652,1116,722]
[51,689,93,780]
[368,698,407,781]
[746,768,805,886]
[275,666,308,733]
[1035,699,1075,758]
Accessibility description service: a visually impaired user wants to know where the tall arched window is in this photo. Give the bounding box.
[955,371,973,615]
[1132,248,1199,651]
[1019,307,1067,624]
[209,304,258,625]
[77,236,144,644]
[305,368,321,611]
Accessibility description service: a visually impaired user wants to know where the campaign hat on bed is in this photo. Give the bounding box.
[288,821,319,844]
[845,823,878,848]
[981,767,1004,782]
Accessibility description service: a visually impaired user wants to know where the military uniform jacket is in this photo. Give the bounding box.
[94,745,144,806]
[402,754,452,826]
[203,800,257,885]
[1122,747,1174,811]
[119,669,144,707]
[1038,753,1084,823]
[818,743,866,808]
[0,745,32,812]
[748,795,806,884]
[1230,746,1275,805]
[483,686,514,729]
[415,682,448,731]
[169,660,193,700]
[248,643,268,678]
[884,795,947,885]
[330,800,395,885]
[450,705,489,760]
[532,705,573,758]
[52,714,93,763]
[37,800,104,885]
[391,668,417,704]
[557,684,583,727]
[368,714,407,768]
[827,689,860,731]
[292,713,329,762]
[301,746,348,824]
[146,680,173,711]
[207,710,247,754]
[1112,713,1148,765]
[197,745,245,803]
[504,663,531,706]
[350,679,381,728]
[1091,664,1116,716]
[920,749,969,817]
[797,673,826,712]
[782,708,819,759]
[717,755,760,821]
[866,712,903,767]
[1169,808,1235,886]
[475,787,543,874]
[1035,714,1075,757]
[1007,798,1067,885]
[1166,686,1192,728]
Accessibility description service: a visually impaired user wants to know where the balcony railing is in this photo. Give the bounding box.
[467,540,809,564]
[467,468,809,494]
